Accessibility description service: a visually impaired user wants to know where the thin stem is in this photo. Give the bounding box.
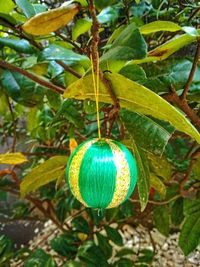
[55,60,82,78]
[129,194,181,205]
[100,73,119,110]
[5,94,17,152]
[180,40,200,100]
[180,147,200,195]
[55,32,83,53]
[0,60,64,94]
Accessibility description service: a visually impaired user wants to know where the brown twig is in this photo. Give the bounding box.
[180,40,200,100]
[188,6,200,21]
[129,194,181,205]
[0,169,20,185]
[180,147,200,195]
[55,60,82,78]
[55,32,84,54]
[89,0,120,118]
[88,0,100,73]
[5,94,17,152]
[100,73,120,112]
[0,60,64,94]
[163,89,200,128]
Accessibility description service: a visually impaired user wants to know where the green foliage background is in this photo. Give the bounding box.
[0,0,200,266]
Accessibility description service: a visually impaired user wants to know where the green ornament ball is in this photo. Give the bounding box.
[66,138,138,209]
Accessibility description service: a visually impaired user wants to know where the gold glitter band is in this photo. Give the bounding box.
[106,140,131,208]
[68,139,97,206]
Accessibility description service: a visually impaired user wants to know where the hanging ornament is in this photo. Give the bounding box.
[65,53,138,209]
[66,138,138,209]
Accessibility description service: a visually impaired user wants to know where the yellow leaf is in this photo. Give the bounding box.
[77,232,88,241]
[150,173,166,199]
[20,156,68,197]
[0,153,27,165]
[69,138,78,154]
[22,3,80,36]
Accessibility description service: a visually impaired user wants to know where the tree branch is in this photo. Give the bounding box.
[0,60,64,94]
[88,0,120,112]
[55,60,82,78]
[163,89,200,128]
[5,94,17,152]
[88,0,100,73]
[180,147,200,195]
[180,40,200,100]
[129,194,181,205]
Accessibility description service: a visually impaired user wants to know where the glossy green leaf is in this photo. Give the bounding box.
[94,0,118,9]
[78,241,109,266]
[139,21,181,35]
[188,92,200,104]
[101,23,147,61]
[153,206,170,236]
[138,249,154,264]
[75,0,88,7]
[20,156,68,197]
[0,13,17,27]
[120,110,171,156]
[116,248,135,257]
[141,59,200,94]
[38,44,89,68]
[119,64,146,82]
[148,153,173,180]
[53,99,84,128]
[182,26,199,37]
[32,3,48,14]
[64,73,200,144]
[132,29,200,64]
[0,0,15,14]
[171,198,184,226]
[0,37,36,54]
[0,70,45,107]
[65,65,85,87]
[51,233,79,257]
[46,90,62,111]
[183,198,200,216]
[71,216,90,234]
[105,226,123,246]
[63,261,82,267]
[16,0,36,18]
[0,235,14,265]
[114,258,134,267]
[72,18,92,40]
[179,211,200,256]
[0,152,27,165]
[106,25,126,46]
[24,249,57,267]
[132,139,150,211]
[97,7,118,24]
[150,173,166,199]
[96,232,112,259]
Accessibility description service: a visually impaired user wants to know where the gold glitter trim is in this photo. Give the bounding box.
[68,139,97,206]
[106,140,131,208]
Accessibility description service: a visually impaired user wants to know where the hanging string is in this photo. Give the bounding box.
[90,54,101,139]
